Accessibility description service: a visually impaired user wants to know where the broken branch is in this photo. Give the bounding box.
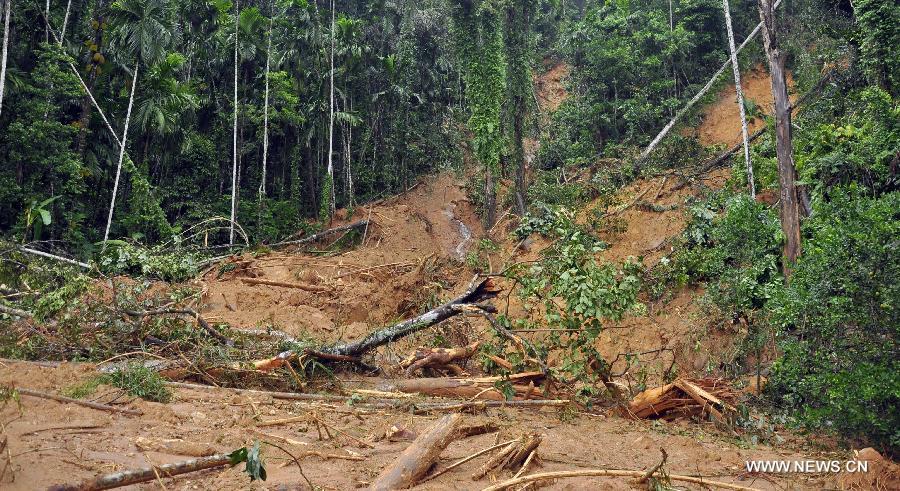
[319,276,500,358]
[16,388,141,416]
[49,453,234,490]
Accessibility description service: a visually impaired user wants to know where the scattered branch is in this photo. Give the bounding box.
[49,453,235,490]
[16,388,142,416]
[482,469,762,491]
[123,308,233,346]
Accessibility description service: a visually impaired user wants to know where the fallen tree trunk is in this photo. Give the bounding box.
[240,277,332,292]
[639,0,784,162]
[19,246,91,269]
[49,453,234,491]
[370,413,462,490]
[322,277,499,357]
[383,372,545,401]
[0,303,32,319]
[274,219,370,247]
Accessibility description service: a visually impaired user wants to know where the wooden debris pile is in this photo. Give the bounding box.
[624,378,739,422]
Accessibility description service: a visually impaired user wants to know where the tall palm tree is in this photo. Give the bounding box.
[102,0,172,248]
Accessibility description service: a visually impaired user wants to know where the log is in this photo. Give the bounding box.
[274,219,370,247]
[16,388,142,416]
[370,413,463,490]
[400,342,481,376]
[320,276,500,357]
[482,469,762,491]
[384,372,545,401]
[49,453,234,491]
[0,303,32,319]
[240,277,332,293]
[413,399,568,414]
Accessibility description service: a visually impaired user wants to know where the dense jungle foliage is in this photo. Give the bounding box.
[0,0,897,452]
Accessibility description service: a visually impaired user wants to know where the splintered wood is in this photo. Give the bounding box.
[624,378,738,422]
[399,341,481,376]
[472,433,542,480]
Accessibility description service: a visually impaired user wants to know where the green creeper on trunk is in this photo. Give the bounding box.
[450,0,506,229]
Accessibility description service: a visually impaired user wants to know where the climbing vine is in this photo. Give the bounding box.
[450,0,507,225]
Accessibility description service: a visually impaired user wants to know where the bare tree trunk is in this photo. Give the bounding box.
[60,0,72,43]
[259,15,272,202]
[758,0,800,277]
[326,0,335,217]
[722,0,754,197]
[0,0,11,119]
[229,0,239,245]
[346,96,353,207]
[102,62,139,249]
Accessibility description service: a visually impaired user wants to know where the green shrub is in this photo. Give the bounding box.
[101,363,173,403]
[768,187,899,450]
[97,241,199,282]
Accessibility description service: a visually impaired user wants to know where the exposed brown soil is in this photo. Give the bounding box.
[1,360,843,490]
[688,65,796,147]
[535,61,570,118]
[201,172,481,348]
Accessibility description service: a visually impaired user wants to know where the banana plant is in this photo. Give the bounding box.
[24,196,60,243]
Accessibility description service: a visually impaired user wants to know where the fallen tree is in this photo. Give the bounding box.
[250,277,499,368]
[382,371,546,401]
[323,276,499,357]
[273,219,370,248]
